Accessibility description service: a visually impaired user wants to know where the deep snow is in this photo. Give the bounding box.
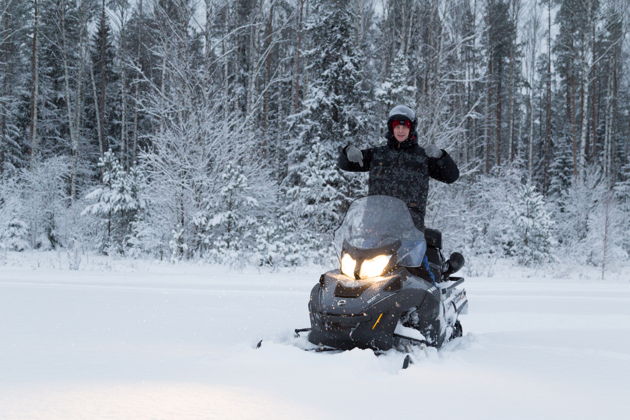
[1,251,629,420]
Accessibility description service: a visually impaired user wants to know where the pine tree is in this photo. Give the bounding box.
[597,7,624,183]
[548,135,573,200]
[482,0,518,171]
[82,150,144,254]
[283,0,368,254]
[0,217,30,252]
[35,0,99,200]
[554,0,601,179]
[87,1,118,168]
[533,51,554,192]
[460,0,484,168]
[504,184,555,265]
[198,163,258,263]
[0,0,30,174]
[375,51,417,114]
[117,1,160,165]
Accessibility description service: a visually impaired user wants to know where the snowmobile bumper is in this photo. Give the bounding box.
[306,270,442,351]
[307,309,400,351]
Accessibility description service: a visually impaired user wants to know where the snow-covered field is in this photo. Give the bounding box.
[1,251,629,420]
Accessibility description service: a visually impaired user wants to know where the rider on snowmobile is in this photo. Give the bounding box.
[338,105,460,282]
[337,104,459,231]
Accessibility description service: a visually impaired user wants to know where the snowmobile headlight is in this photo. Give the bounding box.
[340,253,356,278]
[359,255,392,279]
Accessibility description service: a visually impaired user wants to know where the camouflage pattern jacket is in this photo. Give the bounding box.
[338,134,459,230]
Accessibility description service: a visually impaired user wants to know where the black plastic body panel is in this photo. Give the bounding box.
[307,269,442,350]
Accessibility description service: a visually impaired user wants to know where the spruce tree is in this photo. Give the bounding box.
[375,51,417,115]
[548,135,573,200]
[82,151,144,254]
[0,217,30,252]
[284,0,368,254]
[504,184,555,265]
[199,163,258,263]
[0,0,30,173]
[88,2,118,168]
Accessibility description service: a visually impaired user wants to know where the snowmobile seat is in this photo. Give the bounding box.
[408,244,442,283]
[424,228,442,249]
[407,229,444,282]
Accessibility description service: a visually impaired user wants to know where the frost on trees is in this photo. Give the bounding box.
[375,51,417,114]
[82,151,144,255]
[0,218,30,252]
[284,0,368,260]
[503,184,555,265]
[193,163,258,264]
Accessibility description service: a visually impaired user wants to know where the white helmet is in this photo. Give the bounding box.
[387,105,417,133]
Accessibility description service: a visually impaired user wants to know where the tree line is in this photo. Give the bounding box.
[0,0,628,273]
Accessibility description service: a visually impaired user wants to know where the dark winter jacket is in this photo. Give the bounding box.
[338,133,459,229]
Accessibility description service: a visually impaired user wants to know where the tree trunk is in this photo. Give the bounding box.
[603,48,618,180]
[245,2,257,119]
[485,60,493,174]
[204,0,213,62]
[60,5,79,201]
[471,0,479,166]
[609,36,620,181]
[578,60,591,180]
[90,64,104,158]
[29,0,39,164]
[589,71,598,165]
[525,1,540,180]
[543,0,552,193]
[131,0,143,163]
[568,74,577,178]
[114,1,128,168]
[291,0,304,114]
[261,3,274,133]
[159,55,167,132]
[120,65,127,168]
[577,0,594,180]
[495,61,503,167]
[507,0,520,163]
[528,92,534,181]
[132,81,139,163]
[508,58,515,163]
[96,7,108,155]
[601,192,611,280]
[603,71,613,180]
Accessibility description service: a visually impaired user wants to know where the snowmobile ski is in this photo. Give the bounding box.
[402,354,413,369]
[294,328,311,338]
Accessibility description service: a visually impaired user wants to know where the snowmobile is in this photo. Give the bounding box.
[297,195,468,355]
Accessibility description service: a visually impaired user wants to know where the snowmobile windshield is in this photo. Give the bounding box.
[334,195,426,267]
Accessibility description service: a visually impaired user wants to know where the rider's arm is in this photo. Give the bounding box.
[337,146,373,172]
[428,150,459,183]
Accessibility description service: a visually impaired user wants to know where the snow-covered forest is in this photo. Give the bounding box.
[0,0,629,271]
